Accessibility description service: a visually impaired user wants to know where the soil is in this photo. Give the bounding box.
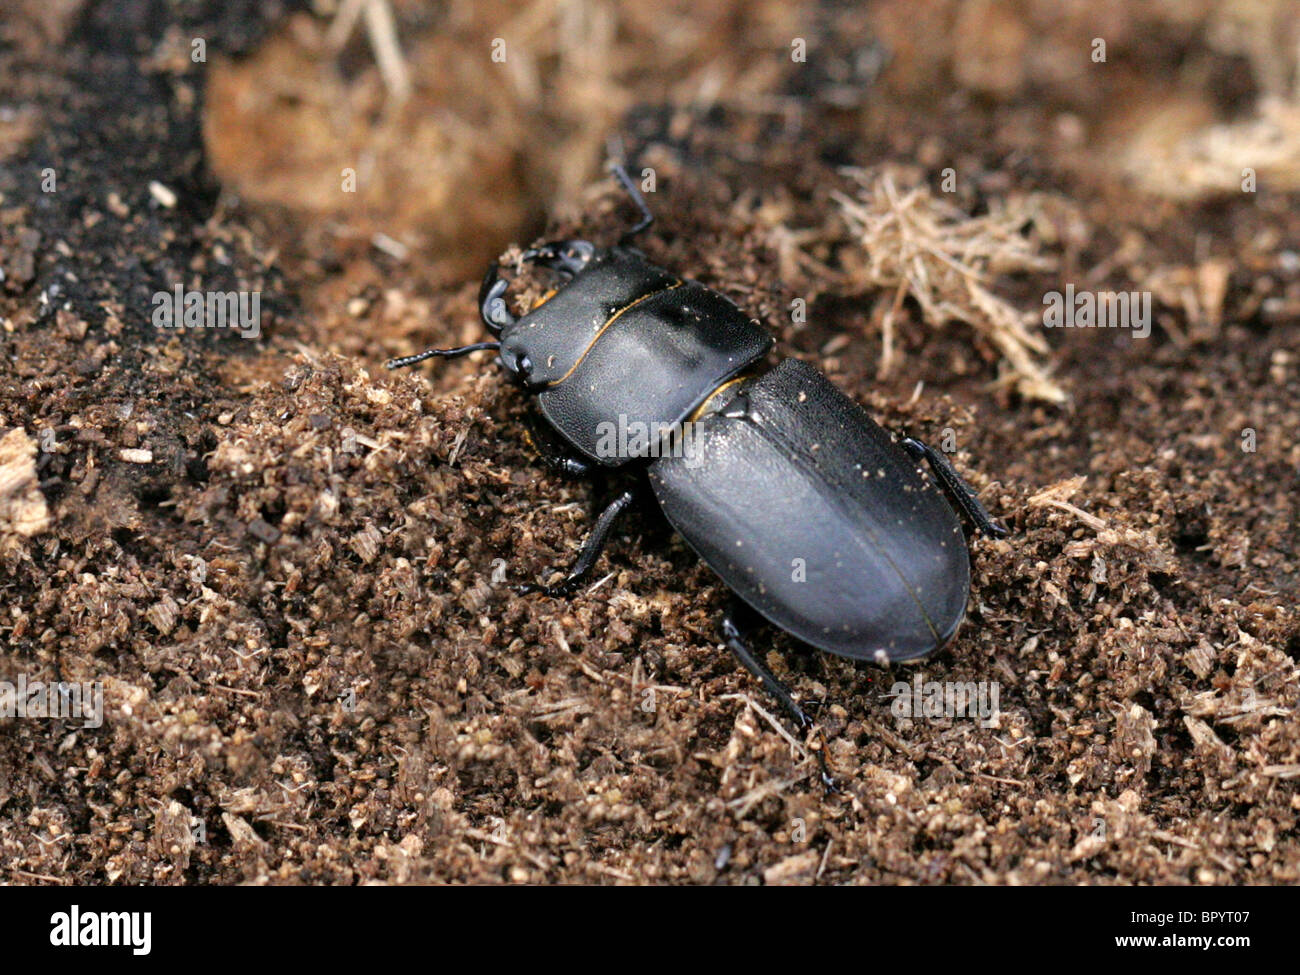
[1,1,1297,885]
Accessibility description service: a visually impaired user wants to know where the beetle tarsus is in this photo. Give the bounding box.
[610,162,655,245]
[901,437,1009,538]
[806,725,842,795]
[516,488,636,598]
[723,602,840,794]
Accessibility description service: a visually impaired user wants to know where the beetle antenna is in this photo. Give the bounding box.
[610,162,654,245]
[385,341,500,370]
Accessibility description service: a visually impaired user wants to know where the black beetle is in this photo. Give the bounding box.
[388,165,1007,785]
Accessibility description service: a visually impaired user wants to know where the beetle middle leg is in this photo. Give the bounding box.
[722,599,838,792]
[901,437,1009,538]
[515,487,636,597]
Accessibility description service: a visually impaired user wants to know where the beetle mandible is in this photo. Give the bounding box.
[387,163,1008,786]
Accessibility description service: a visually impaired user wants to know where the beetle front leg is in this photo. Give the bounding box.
[610,162,654,245]
[901,437,1009,538]
[515,488,636,597]
[722,600,838,793]
[523,419,597,479]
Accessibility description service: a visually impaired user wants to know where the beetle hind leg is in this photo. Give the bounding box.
[901,437,1009,538]
[722,600,838,793]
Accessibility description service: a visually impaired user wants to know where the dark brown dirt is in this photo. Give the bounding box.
[1,1,1297,885]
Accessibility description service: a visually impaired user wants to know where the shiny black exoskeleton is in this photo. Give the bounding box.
[387,165,1008,787]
